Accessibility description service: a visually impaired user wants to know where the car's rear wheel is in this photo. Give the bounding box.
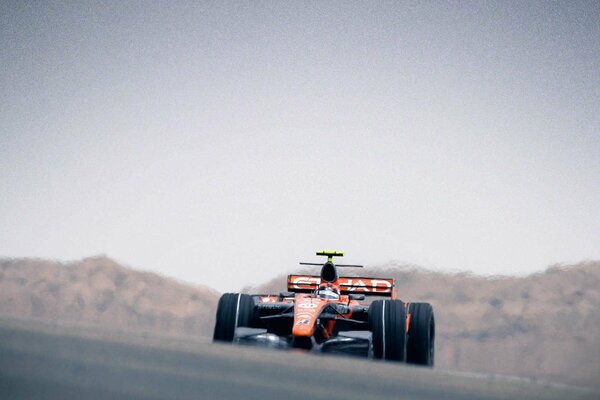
[406,302,435,366]
[369,299,407,361]
[213,293,256,342]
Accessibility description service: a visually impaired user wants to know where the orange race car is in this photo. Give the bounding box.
[213,250,435,366]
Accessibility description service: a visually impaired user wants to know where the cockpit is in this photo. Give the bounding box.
[316,287,340,300]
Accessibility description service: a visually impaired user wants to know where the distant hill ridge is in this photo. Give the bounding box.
[0,256,219,336]
[1,256,598,389]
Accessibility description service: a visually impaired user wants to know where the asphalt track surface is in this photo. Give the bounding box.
[0,317,596,400]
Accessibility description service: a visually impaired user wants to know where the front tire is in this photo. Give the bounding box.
[369,300,407,361]
[406,302,435,366]
[213,293,256,342]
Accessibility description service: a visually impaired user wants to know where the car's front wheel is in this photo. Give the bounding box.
[369,299,407,361]
[213,293,256,342]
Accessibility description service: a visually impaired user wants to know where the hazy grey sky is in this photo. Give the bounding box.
[1,1,599,292]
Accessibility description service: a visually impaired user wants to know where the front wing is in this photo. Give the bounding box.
[234,327,372,357]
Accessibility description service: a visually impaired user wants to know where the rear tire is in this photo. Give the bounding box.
[369,300,407,361]
[406,302,435,366]
[213,293,256,342]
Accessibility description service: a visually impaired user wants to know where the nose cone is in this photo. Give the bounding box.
[320,262,338,283]
[293,296,321,337]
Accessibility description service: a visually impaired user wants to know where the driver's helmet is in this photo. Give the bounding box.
[317,285,340,300]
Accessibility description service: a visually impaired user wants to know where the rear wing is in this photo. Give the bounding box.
[287,275,395,298]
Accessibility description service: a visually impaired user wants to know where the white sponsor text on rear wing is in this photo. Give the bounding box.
[287,275,395,297]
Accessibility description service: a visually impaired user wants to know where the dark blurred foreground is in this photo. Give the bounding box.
[0,317,596,400]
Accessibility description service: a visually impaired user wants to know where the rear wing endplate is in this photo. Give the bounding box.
[287,275,395,297]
